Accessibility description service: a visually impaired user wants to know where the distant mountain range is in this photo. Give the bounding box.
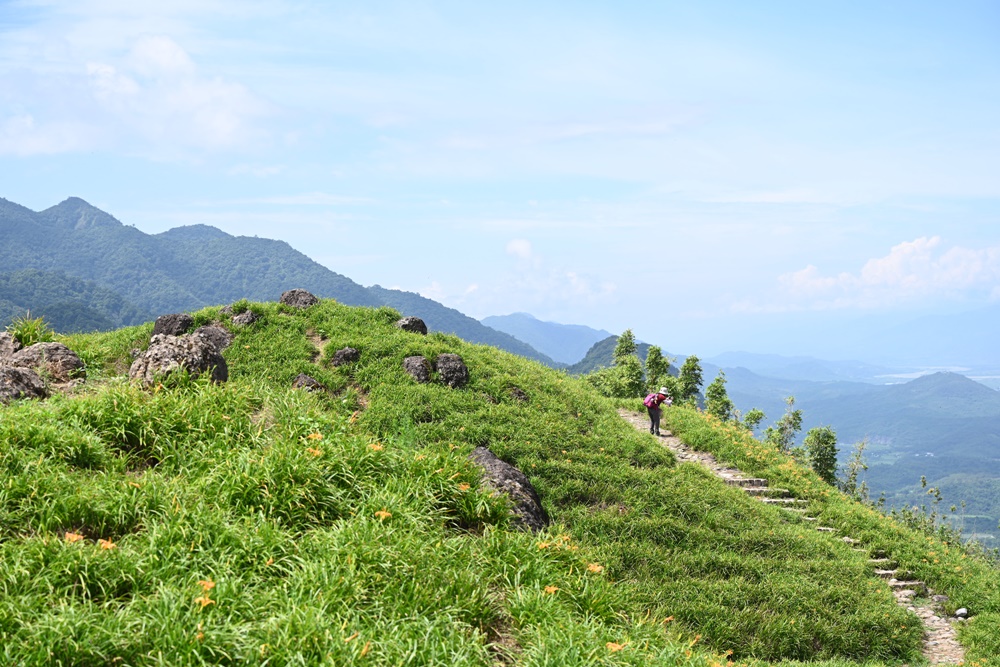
[0,197,556,366]
[481,313,612,365]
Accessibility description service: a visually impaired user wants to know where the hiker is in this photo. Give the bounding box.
[643,387,672,436]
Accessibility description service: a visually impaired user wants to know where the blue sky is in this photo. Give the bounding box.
[2,1,999,359]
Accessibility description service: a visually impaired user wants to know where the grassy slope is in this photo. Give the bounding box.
[0,299,995,665]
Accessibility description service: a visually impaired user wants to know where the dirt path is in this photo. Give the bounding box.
[618,408,966,666]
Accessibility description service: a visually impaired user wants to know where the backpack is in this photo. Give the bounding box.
[643,393,659,408]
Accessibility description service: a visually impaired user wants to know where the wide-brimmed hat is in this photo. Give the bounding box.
[658,387,669,395]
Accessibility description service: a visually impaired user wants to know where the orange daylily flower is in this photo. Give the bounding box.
[368,443,383,451]
[544,586,559,594]
[306,447,323,457]
[194,596,215,608]
[587,563,604,574]
[98,539,116,550]
[197,579,216,592]
[306,432,323,441]
[606,642,625,652]
[374,510,392,520]
[64,532,85,543]
[457,483,470,491]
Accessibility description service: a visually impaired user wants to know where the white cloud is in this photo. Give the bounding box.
[0,113,98,155]
[506,239,533,260]
[757,236,1000,311]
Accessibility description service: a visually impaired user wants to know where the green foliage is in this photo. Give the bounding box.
[612,328,637,363]
[6,311,55,346]
[644,345,672,394]
[743,408,766,433]
[704,371,735,422]
[677,355,703,403]
[804,426,838,485]
[584,330,644,398]
[764,396,803,452]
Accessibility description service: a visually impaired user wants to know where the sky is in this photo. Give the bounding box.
[2,1,999,361]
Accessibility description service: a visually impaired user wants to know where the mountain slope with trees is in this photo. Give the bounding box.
[0,197,554,364]
[480,312,611,365]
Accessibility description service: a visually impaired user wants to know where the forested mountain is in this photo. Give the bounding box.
[0,269,153,333]
[0,197,555,364]
[480,312,611,365]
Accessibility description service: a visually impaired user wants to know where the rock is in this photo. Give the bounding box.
[403,355,432,383]
[955,608,968,619]
[152,313,194,337]
[193,325,233,352]
[332,347,360,367]
[292,373,325,392]
[0,367,48,404]
[220,305,233,315]
[0,332,22,358]
[932,595,949,603]
[436,353,469,388]
[231,310,260,327]
[469,446,549,532]
[280,289,319,309]
[509,386,529,402]
[129,333,228,387]
[11,342,86,382]
[395,316,427,335]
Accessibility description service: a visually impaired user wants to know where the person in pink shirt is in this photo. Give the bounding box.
[643,387,672,436]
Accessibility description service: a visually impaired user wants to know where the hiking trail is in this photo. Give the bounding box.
[617,408,966,666]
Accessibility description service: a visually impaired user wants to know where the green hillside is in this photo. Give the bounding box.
[0,197,555,365]
[1,299,998,665]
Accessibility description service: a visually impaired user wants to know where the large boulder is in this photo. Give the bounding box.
[193,325,233,352]
[0,367,48,404]
[332,347,360,367]
[469,447,549,532]
[280,289,319,309]
[129,333,228,387]
[436,353,469,388]
[395,317,427,335]
[11,342,86,383]
[152,313,194,337]
[402,355,432,383]
[0,332,22,358]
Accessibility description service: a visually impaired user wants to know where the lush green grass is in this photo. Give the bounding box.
[2,298,996,665]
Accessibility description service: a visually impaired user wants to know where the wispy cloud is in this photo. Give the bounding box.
[737,236,1000,313]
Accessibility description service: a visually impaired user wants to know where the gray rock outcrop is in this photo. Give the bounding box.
[193,325,233,352]
[11,342,86,383]
[0,367,48,404]
[509,386,529,402]
[231,310,259,327]
[395,317,427,335]
[292,373,325,392]
[0,332,22,358]
[436,353,469,388]
[152,313,194,337]
[469,446,549,532]
[332,347,360,367]
[403,355,432,383]
[280,289,319,309]
[129,333,228,387]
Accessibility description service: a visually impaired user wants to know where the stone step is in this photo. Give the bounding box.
[815,526,836,533]
[874,569,898,579]
[743,487,790,498]
[869,558,894,566]
[725,478,769,487]
[889,579,926,594]
[760,498,808,505]
[841,537,860,545]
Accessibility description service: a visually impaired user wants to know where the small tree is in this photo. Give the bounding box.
[644,345,674,394]
[764,396,802,452]
[613,329,637,364]
[839,438,870,502]
[742,408,766,434]
[586,329,644,398]
[804,426,838,485]
[704,371,735,422]
[677,355,703,404]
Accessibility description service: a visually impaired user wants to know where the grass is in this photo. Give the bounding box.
[0,297,996,665]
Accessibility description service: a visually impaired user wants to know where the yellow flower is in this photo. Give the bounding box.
[544,586,559,594]
[606,642,625,652]
[194,596,215,608]
[197,579,216,592]
[306,447,323,457]
[64,532,84,543]
[374,510,392,520]
[306,432,323,441]
[457,483,470,491]
[369,443,384,451]
[587,563,604,574]
[98,538,116,550]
